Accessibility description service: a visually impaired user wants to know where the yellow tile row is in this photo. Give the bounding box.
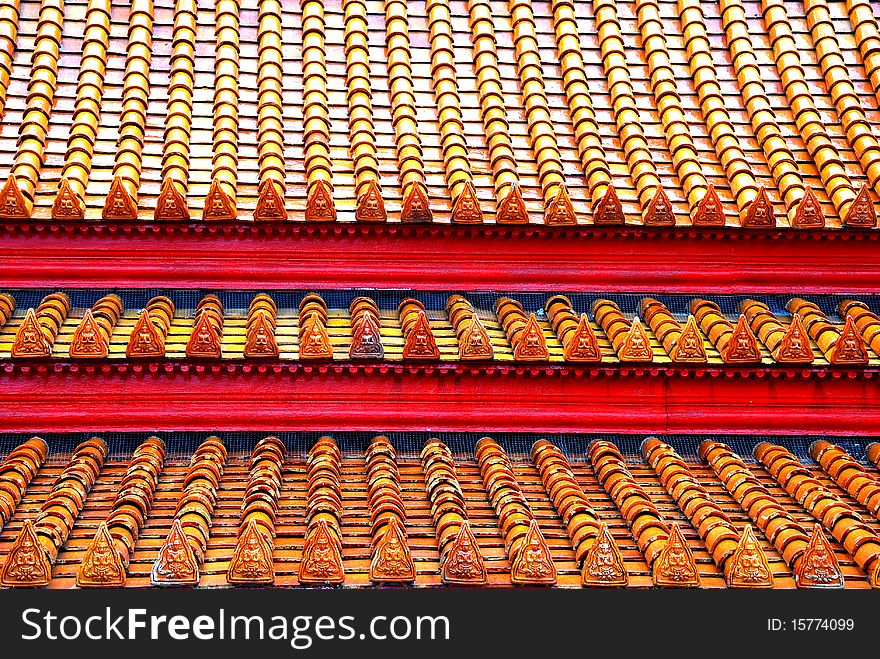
[0,0,20,116]
[255,0,286,220]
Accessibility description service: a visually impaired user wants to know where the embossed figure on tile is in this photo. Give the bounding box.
[0,521,51,587]
[581,523,627,587]
[155,178,190,221]
[299,520,344,584]
[78,523,125,587]
[645,187,674,225]
[370,518,415,582]
[228,520,274,584]
[151,520,199,585]
[795,525,844,588]
[511,520,557,585]
[831,317,868,364]
[356,181,387,222]
[451,181,483,224]
[653,524,700,587]
[12,309,51,357]
[442,521,486,585]
[726,525,772,588]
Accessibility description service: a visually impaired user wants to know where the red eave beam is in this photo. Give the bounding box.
[1,224,879,291]
[0,366,877,436]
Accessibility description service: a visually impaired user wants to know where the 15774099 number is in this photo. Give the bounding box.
[768,619,855,631]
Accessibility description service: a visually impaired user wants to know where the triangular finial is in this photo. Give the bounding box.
[253,178,288,221]
[202,178,237,221]
[12,308,52,358]
[513,313,549,361]
[563,313,601,362]
[227,518,275,585]
[830,315,868,364]
[244,312,279,358]
[619,317,653,362]
[451,180,483,224]
[441,521,487,585]
[669,315,707,363]
[722,315,761,363]
[544,184,576,225]
[843,184,876,228]
[51,178,85,220]
[795,524,844,588]
[652,523,700,587]
[126,309,166,358]
[69,308,108,358]
[77,522,126,588]
[350,312,384,359]
[644,186,674,225]
[774,313,813,363]
[186,313,222,358]
[511,519,557,585]
[0,520,52,587]
[581,522,627,587]
[154,177,190,221]
[355,179,386,222]
[692,184,724,226]
[402,310,440,359]
[496,183,529,224]
[593,186,625,225]
[793,187,825,229]
[0,175,31,219]
[151,518,200,586]
[299,312,333,359]
[400,181,432,223]
[458,315,494,360]
[370,517,415,583]
[726,524,773,588]
[299,519,344,584]
[743,186,774,227]
[102,175,139,221]
[305,179,336,222]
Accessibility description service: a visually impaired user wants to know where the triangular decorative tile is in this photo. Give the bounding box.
[722,315,761,363]
[619,317,653,362]
[544,184,576,225]
[151,519,200,586]
[829,316,868,364]
[227,519,275,585]
[496,183,529,224]
[244,312,279,358]
[253,178,288,221]
[669,315,707,362]
[154,177,190,221]
[370,517,415,583]
[298,519,344,585]
[400,182,432,223]
[563,313,601,362]
[355,179,386,222]
[11,308,51,358]
[126,309,165,358]
[69,309,108,358]
[102,175,139,221]
[593,186,625,225]
[451,180,483,224]
[652,523,700,587]
[0,175,31,219]
[441,521,487,585]
[792,187,825,229]
[773,313,813,363]
[843,184,875,228]
[513,313,549,361]
[644,187,674,225]
[299,312,334,359]
[202,178,237,221]
[77,522,126,588]
[186,314,222,358]
[51,178,85,220]
[0,520,52,587]
[402,311,440,359]
[743,186,774,228]
[692,184,724,226]
[350,313,384,359]
[510,519,557,585]
[458,315,494,360]
[581,522,628,587]
[795,524,844,589]
[726,524,773,589]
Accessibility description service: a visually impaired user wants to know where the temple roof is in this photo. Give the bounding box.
[0,0,879,227]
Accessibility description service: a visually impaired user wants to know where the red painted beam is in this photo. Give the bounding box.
[1,223,879,291]
[0,365,876,436]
